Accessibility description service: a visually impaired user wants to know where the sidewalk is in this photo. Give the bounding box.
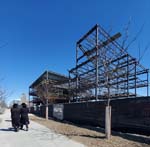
[0,109,85,147]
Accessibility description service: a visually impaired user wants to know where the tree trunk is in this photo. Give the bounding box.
[105,106,111,139]
[45,99,48,120]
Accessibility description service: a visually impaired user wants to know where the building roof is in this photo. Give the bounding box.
[29,70,69,88]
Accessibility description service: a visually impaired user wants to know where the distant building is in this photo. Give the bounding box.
[9,93,29,107]
[9,99,20,107]
[20,93,28,105]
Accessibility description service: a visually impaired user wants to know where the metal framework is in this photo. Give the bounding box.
[29,71,69,105]
[69,24,149,101]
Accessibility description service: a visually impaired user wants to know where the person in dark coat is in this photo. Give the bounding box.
[20,103,29,131]
[11,103,20,132]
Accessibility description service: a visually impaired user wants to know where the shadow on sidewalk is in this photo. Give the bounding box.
[5,119,11,122]
[0,127,14,132]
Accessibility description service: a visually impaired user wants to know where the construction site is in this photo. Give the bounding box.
[29,24,149,103]
[29,24,150,136]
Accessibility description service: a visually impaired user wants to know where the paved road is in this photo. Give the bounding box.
[0,109,85,147]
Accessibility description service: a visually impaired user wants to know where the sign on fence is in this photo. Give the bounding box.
[53,104,64,120]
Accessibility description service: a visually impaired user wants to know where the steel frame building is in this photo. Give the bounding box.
[69,24,149,101]
[29,71,69,105]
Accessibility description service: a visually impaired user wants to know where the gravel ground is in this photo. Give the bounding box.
[30,115,150,147]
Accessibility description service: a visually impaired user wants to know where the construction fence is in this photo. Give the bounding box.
[30,97,150,135]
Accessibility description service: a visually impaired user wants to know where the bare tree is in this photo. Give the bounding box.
[0,87,7,114]
[35,79,57,120]
[69,21,149,139]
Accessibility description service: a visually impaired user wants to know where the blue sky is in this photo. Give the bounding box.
[0,0,150,103]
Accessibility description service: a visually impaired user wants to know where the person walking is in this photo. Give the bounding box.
[11,103,20,132]
[20,103,29,131]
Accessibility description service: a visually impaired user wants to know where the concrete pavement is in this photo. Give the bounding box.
[0,109,85,147]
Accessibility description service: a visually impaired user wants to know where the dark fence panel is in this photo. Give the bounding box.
[63,97,150,134]
[111,97,150,134]
[63,101,106,127]
[30,97,150,134]
[48,104,53,117]
[30,104,53,118]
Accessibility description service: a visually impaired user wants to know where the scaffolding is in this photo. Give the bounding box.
[69,24,149,101]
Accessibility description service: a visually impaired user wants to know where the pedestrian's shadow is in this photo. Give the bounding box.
[5,119,11,122]
[0,127,14,132]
